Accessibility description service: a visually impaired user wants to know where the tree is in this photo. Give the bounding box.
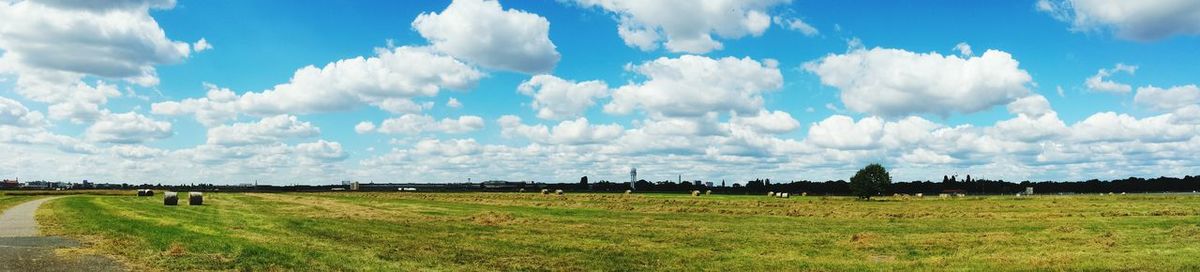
[850,164,891,199]
[580,176,588,185]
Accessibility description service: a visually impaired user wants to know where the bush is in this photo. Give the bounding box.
[850,164,891,199]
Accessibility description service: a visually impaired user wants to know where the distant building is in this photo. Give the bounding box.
[705,182,714,187]
[1024,187,1034,195]
[693,180,701,186]
[1,178,17,188]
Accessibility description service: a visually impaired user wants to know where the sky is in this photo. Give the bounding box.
[2,0,1200,185]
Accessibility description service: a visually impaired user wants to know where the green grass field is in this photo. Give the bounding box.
[0,194,36,211]
[34,192,1200,271]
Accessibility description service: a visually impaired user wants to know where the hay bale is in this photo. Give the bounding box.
[691,190,700,196]
[555,189,564,195]
[519,188,526,193]
[781,193,790,198]
[540,189,549,195]
[802,192,807,197]
[624,190,632,195]
[705,190,712,195]
[137,189,155,197]
[915,193,922,198]
[163,192,178,206]
[767,191,774,197]
[188,192,203,205]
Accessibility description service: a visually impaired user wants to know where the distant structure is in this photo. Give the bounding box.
[1025,187,1034,195]
[630,167,637,190]
[1,177,17,189]
[678,175,682,183]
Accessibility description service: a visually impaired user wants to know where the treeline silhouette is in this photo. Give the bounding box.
[564,175,1200,195]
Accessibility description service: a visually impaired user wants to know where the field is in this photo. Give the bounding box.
[0,194,36,210]
[34,192,1200,271]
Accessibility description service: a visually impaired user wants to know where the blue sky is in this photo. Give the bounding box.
[2,0,1200,185]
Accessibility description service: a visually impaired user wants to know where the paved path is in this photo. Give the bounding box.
[0,197,60,237]
[0,197,124,271]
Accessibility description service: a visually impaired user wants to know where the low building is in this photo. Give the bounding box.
[1,178,18,188]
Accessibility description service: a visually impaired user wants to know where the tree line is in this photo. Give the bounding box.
[558,174,1200,196]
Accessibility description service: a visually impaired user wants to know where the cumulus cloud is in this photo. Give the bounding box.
[296,140,348,162]
[0,0,191,86]
[150,83,239,126]
[1085,63,1137,93]
[354,121,376,134]
[375,114,484,134]
[109,144,166,160]
[85,112,173,144]
[446,97,463,108]
[413,0,559,74]
[729,110,800,134]
[606,55,782,117]
[805,45,1032,117]
[806,115,883,150]
[206,115,319,146]
[151,47,484,121]
[1134,85,1200,112]
[518,75,609,120]
[192,38,213,52]
[0,96,46,127]
[572,0,789,53]
[498,115,623,145]
[237,46,482,115]
[1037,0,1200,41]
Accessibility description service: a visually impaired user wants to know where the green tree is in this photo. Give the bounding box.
[850,164,891,199]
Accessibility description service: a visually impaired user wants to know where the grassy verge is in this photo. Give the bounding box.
[0,195,37,211]
[38,192,1200,271]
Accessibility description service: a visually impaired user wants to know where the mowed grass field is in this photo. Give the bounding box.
[35,192,1200,271]
[0,194,36,210]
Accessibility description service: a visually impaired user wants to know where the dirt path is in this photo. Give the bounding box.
[0,197,59,237]
[0,197,124,271]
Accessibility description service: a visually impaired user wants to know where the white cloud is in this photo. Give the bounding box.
[953,42,973,56]
[773,16,819,36]
[446,97,463,108]
[237,46,482,115]
[206,115,319,146]
[805,46,1032,117]
[150,83,238,126]
[0,0,191,86]
[296,140,348,162]
[1085,63,1136,93]
[152,47,484,121]
[1069,112,1194,143]
[573,0,789,53]
[0,96,46,127]
[1037,0,1200,41]
[606,55,782,117]
[729,110,800,134]
[376,114,484,134]
[85,112,173,144]
[518,74,609,120]
[413,0,559,74]
[498,115,623,145]
[412,138,482,157]
[1134,85,1200,111]
[806,115,883,150]
[354,121,376,134]
[192,38,213,52]
[110,144,166,160]
[1007,95,1053,117]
